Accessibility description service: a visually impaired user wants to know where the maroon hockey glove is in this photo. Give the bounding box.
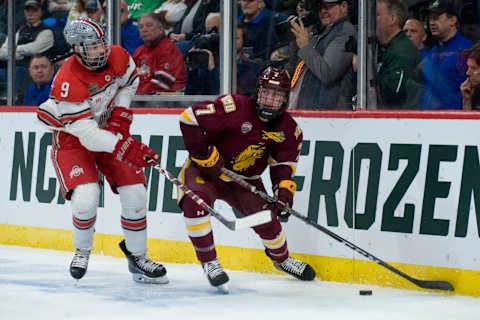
[191,146,224,181]
[272,180,296,222]
[113,135,159,168]
[104,107,133,136]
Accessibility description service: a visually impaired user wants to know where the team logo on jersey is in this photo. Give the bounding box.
[105,75,111,82]
[232,144,265,172]
[262,130,285,143]
[164,63,170,70]
[88,83,99,93]
[69,165,84,179]
[241,122,252,134]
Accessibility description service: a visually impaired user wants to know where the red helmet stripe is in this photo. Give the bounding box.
[78,17,104,39]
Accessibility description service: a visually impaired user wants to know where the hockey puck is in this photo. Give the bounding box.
[359,290,372,296]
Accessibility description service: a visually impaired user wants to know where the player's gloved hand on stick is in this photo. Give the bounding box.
[272,180,296,222]
[191,145,224,181]
[104,106,133,136]
[113,134,159,168]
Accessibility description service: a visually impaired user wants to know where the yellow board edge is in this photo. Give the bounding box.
[1,224,478,296]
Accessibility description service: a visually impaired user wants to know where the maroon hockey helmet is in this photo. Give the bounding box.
[255,66,291,122]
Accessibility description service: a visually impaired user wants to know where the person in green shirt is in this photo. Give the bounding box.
[375,0,421,109]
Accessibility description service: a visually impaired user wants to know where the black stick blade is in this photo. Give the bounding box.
[414,280,454,291]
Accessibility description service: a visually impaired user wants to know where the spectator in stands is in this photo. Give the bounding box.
[288,0,355,109]
[420,0,472,110]
[23,53,54,105]
[460,42,480,110]
[236,22,261,96]
[184,12,220,94]
[126,0,165,21]
[0,0,55,93]
[43,1,72,62]
[85,0,103,23]
[168,0,218,55]
[403,18,428,58]
[0,0,27,44]
[102,0,143,56]
[133,12,186,94]
[167,0,200,46]
[155,0,187,34]
[238,0,287,64]
[44,1,72,34]
[368,0,421,109]
[68,0,88,21]
[68,0,103,23]
[185,17,260,96]
[48,0,75,14]
[269,0,319,75]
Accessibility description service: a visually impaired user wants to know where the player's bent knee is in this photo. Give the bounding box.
[181,192,212,218]
[253,218,281,235]
[71,183,100,219]
[118,184,147,219]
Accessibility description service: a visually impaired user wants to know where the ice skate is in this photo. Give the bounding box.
[274,256,315,281]
[70,248,91,280]
[118,240,168,284]
[202,259,229,293]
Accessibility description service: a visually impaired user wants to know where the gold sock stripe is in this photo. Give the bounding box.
[262,232,286,250]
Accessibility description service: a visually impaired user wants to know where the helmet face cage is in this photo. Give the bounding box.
[64,17,111,69]
[256,67,291,121]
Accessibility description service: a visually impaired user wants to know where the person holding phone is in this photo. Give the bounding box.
[288,0,355,110]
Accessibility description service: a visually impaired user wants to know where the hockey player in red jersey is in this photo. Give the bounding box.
[179,66,316,291]
[36,17,168,284]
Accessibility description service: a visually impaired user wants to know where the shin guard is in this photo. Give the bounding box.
[182,194,217,262]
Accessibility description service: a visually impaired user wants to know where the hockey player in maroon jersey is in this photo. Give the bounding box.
[179,66,316,291]
[36,17,167,284]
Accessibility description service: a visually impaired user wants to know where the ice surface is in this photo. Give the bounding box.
[0,245,478,320]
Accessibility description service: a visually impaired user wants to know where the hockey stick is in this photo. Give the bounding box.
[220,168,454,291]
[152,165,272,231]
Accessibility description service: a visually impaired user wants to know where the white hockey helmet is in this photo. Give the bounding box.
[64,17,111,69]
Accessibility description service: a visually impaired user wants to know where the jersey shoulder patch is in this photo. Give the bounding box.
[218,94,238,114]
[50,58,89,103]
[108,45,130,76]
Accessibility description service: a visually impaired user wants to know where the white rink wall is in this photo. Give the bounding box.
[2,108,480,295]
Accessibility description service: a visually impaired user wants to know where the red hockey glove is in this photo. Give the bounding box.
[104,107,133,136]
[272,180,296,222]
[113,135,159,168]
[191,145,224,181]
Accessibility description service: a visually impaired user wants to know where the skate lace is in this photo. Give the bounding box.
[71,249,90,268]
[203,260,224,279]
[280,257,306,276]
[134,255,161,273]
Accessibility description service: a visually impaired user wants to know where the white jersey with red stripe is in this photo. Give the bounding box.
[37,45,139,153]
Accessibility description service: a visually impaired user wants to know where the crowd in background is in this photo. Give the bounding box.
[1,0,480,110]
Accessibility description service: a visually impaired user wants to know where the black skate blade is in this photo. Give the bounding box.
[132,273,169,284]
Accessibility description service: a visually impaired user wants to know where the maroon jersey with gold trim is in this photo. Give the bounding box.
[180,94,303,186]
